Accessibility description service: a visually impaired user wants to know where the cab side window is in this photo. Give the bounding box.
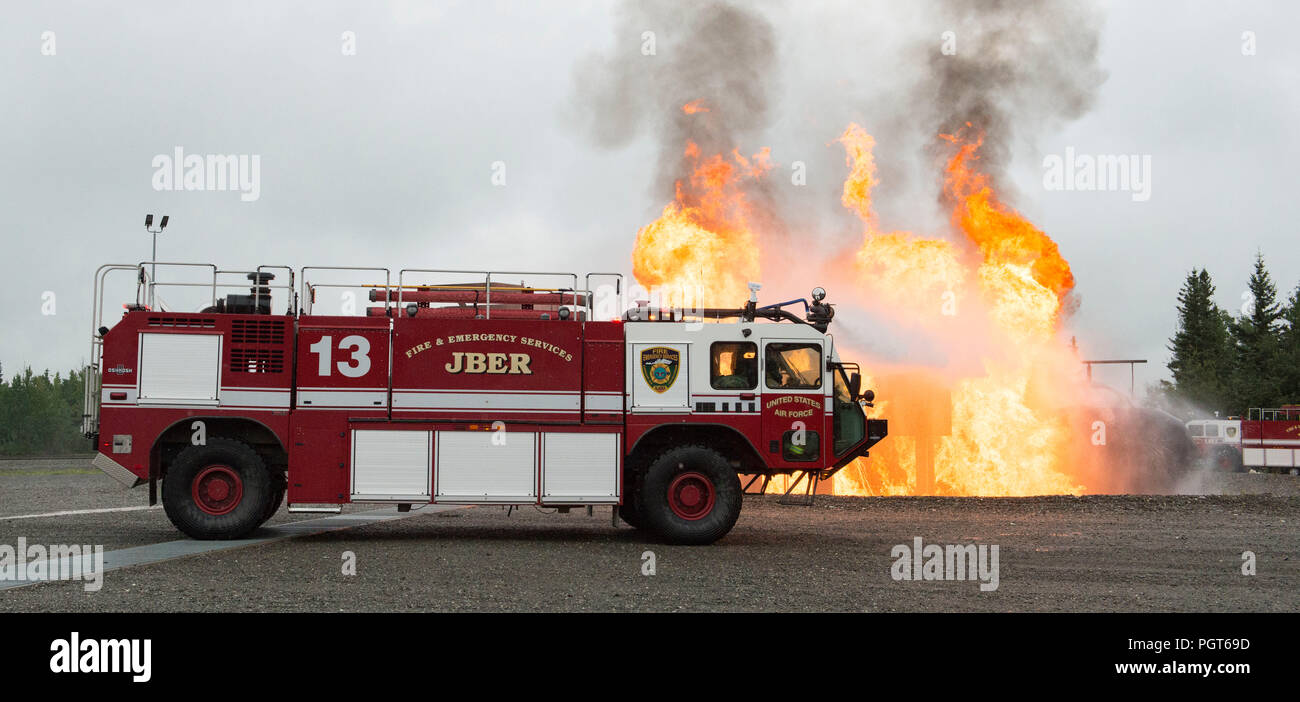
[710,342,758,390]
[765,343,822,390]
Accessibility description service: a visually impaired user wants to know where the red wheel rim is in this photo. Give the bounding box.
[667,471,715,521]
[192,465,243,516]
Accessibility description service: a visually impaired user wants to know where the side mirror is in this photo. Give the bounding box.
[848,372,861,400]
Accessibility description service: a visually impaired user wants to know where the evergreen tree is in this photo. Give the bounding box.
[1229,253,1284,411]
[0,366,87,456]
[1279,284,1300,402]
[1166,268,1233,414]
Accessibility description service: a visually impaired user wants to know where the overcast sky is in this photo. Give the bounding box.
[2,0,1296,395]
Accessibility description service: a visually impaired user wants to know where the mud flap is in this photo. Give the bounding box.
[91,452,145,489]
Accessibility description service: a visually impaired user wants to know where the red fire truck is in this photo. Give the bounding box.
[83,264,886,545]
[1186,406,1300,474]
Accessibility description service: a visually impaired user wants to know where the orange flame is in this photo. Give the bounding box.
[682,99,710,115]
[631,116,1094,497]
[833,123,1086,496]
[631,126,772,308]
[941,126,1075,302]
[838,124,967,315]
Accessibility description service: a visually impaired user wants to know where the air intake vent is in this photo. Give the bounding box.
[231,319,286,344]
[230,348,285,374]
[147,317,216,328]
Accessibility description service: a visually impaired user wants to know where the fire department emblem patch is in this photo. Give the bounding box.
[640,346,680,394]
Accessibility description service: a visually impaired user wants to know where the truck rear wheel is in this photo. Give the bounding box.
[163,437,275,540]
[618,477,645,529]
[641,445,741,545]
[261,471,286,524]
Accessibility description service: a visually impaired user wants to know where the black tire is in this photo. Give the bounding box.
[162,437,274,540]
[618,474,645,529]
[1214,446,1244,473]
[261,471,286,524]
[641,445,741,545]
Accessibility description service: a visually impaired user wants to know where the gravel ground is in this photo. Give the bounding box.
[1,458,1296,613]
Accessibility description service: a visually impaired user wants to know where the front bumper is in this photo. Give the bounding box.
[830,418,888,470]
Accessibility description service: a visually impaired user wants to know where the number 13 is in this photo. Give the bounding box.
[309,335,371,378]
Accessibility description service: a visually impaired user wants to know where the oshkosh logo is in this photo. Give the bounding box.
[50,632,152,682]
[106,365,132,375]
[444,352,532,375]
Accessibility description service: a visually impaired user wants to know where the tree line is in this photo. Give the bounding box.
[1160,253,1300,418]
[0,363,90,456]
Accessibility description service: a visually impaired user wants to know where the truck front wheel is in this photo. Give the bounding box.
[162,437,275,540]
[641,445,741,545]
[1214,446,1244,473]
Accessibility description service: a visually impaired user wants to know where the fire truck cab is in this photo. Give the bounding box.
[1186,406,1300,475]
[1186,418,1245,472]
[84,264,886,545]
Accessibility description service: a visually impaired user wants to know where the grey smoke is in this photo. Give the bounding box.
[570,0,779,212]
[907,0,1108,322]
[574,0,1108,213]
[571,0,1108,288]
[920,0,1108,188]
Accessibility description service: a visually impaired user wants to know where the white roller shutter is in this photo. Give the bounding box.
[435,430,536,502]
[541,432,619,503]
[138,333,221,403]
[351,430,432,500]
